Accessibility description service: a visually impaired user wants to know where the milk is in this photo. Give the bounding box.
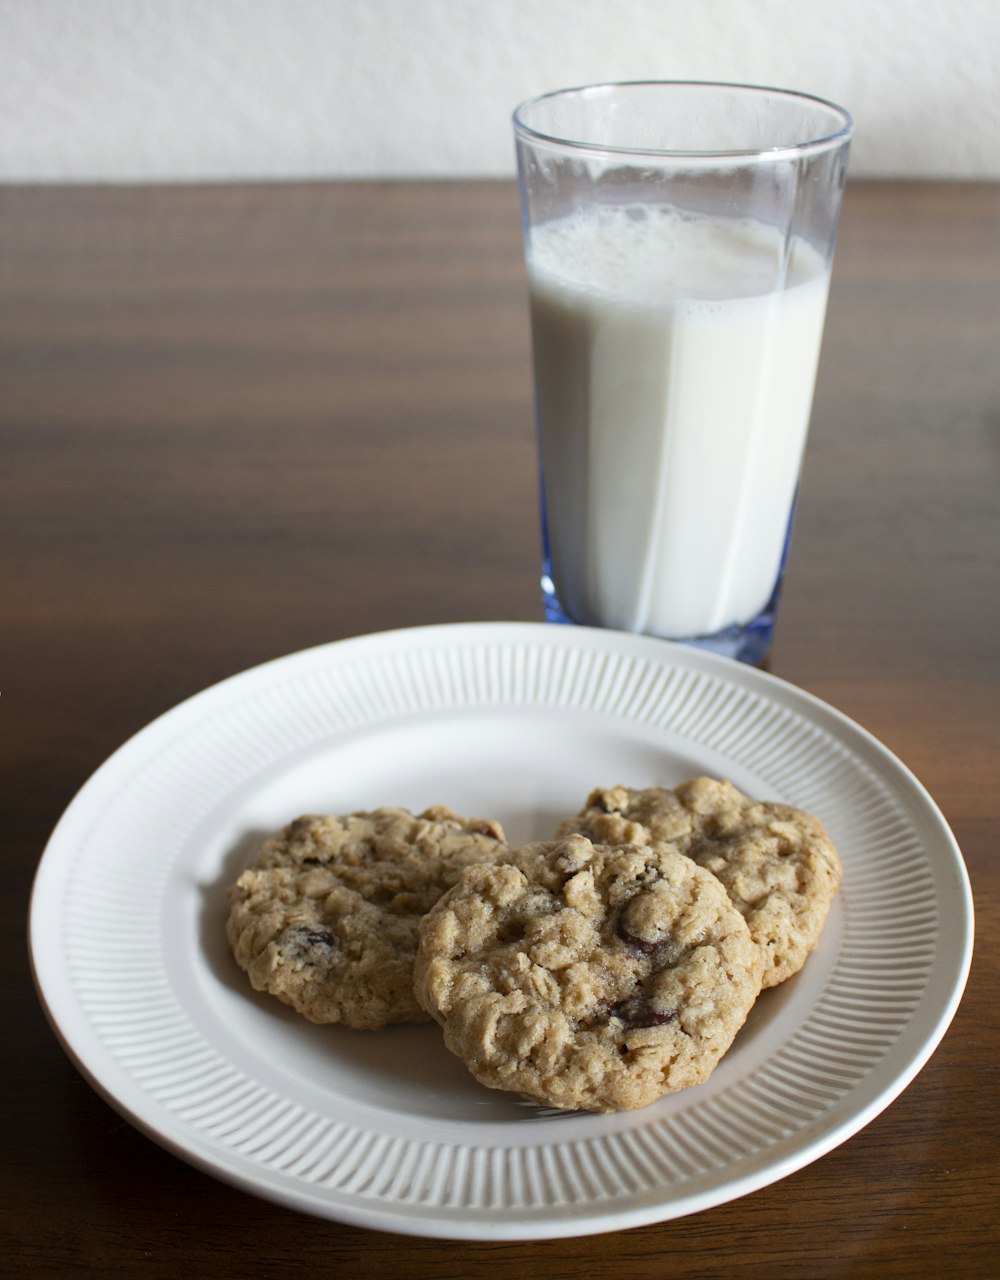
[527,204,831,639]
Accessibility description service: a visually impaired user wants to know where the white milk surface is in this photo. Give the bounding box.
[528,204,830,638]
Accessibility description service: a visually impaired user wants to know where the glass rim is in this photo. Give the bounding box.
[512,80,854,163]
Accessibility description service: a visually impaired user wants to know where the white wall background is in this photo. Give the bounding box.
[3,0,999,183]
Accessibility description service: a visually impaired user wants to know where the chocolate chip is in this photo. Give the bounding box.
[278,924,338,964]
[615,891,688,969]
[611,996,676,1030]
[616,918,685,966]
[617,925,661,955]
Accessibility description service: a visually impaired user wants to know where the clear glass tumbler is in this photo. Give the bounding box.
[513,82,852,664]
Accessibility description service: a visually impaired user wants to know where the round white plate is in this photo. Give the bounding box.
[30,622,973,1240]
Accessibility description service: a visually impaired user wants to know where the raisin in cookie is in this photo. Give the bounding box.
[226,806,506,1030]
[414,835,761,1112]
[559,778,842,989]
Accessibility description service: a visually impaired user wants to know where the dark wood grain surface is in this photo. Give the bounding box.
[4,178,998,1278]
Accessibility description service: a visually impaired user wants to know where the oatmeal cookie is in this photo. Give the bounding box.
[559,778,842,988]
[414,835,761,1112]
[226,806,506,1029]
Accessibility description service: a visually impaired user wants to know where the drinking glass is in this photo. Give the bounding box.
[513,82,852,664]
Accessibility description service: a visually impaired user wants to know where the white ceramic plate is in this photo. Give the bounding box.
[30,622,973,1240]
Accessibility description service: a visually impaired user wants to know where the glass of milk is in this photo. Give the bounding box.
[513,82,852,664]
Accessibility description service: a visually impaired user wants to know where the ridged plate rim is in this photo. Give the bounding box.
[29,621,974,1239]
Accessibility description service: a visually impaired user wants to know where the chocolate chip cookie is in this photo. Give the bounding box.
[414,835,762,1112]
[559,778,842,988]
[226,805,506,1029]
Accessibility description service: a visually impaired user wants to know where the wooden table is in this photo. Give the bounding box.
[4,179,998,1277]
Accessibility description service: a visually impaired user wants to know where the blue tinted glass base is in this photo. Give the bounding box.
[541,572,779,668]
[539,487,797,670]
